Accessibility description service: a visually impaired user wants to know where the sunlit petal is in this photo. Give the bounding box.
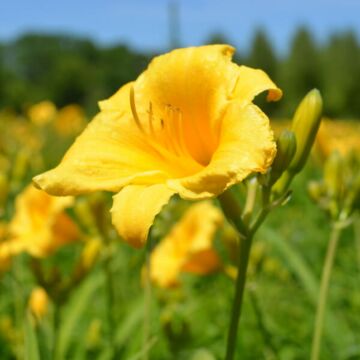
[111,184,175,248]
[232,65,282,103]
[34,83,202,196]
[167,103,276,199]
[135,45,239,165]
[150,201,223,287]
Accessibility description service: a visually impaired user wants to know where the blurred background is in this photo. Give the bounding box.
[1,1,360,360]
[1,0,360,118]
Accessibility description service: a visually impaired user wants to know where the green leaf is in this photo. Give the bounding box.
[261,226,354,351]
[55,273,102,360]
[114,297,143,348]
[24,312,40,360]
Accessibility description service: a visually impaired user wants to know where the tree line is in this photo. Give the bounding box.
[1,27,359,118]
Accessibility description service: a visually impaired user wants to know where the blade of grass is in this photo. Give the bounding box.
[260,226,352,351]
[24,312,40,360]
[55,272,102,360]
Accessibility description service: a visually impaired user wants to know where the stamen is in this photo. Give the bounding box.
[130,86,145,133]
[147,102,155,136]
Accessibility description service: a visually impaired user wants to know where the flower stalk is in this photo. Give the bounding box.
[220,89,323,360]
[310,222,342,360]
[103,244,116,351]
[220,188,271,360]
[143,235,154,360]
[224,230,253,360]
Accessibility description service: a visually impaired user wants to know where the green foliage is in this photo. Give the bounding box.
[281,28,321,115]
[0,34,150,114]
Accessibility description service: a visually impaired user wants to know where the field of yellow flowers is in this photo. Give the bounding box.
[0,103,358,359]
[1,46,360,360]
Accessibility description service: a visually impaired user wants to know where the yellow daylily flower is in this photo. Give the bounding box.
[315,119,360,160]
[54,104,87,136]
[27,101,57,126]
[150,201,223,288]
[0,223,11,273]
[33,45,281,247]
[0,222,24,273]
[9,185,80,258]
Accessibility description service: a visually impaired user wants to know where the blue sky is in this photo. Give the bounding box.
[1,0,359,54]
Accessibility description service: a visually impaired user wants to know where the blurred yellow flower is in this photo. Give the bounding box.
[28,287,49,320]
[54,104,87,136]
[315,119,360,160]
[27,101,57,126]
[34,45,281,247]
[0,223,11,273]
[9,185,80,257]
[150,201,223,287]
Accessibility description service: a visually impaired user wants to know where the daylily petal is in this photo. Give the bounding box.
[167,103,276,199]
[8,186,80,257]
[150,201,223,287]
[134,45,239,166]
[111,184,175,248]
[233,65,282,103]
[181,250,221,275]
[33,81,205,196]
[134,46,281,166]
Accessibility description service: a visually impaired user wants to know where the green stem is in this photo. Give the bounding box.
[310,223,342,360]
[143,239,153,360]
[103,246,115,351]
[219,188,273,360]
[53,303,61,360]
[224,231,253,360]
[272,170,294,196]
[354,216,360,275]
[11,263,23,360]
[243,178,258,225]
[218,191,248,237]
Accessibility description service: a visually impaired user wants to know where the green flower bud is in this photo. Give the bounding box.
[324,151,343,200]
[270,130,297,184]
[307,181,325,203]
[74,199,98,235]
[289,89,323,174]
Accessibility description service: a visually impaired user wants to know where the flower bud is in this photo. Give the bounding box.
[289,89,323,174]
[29,287,49,320]
[74,199,97,234]
[307,181,325,203]
[270,130,297,184]
[324,151,343,200]
[80,238,102,271]
[73,237,102,281]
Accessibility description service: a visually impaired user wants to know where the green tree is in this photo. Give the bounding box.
[321,32,360,117]
[281,27,321,116]
[247,29,277,79]
[247,29,279,116]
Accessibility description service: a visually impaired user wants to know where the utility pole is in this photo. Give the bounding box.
[168,0,181,49]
